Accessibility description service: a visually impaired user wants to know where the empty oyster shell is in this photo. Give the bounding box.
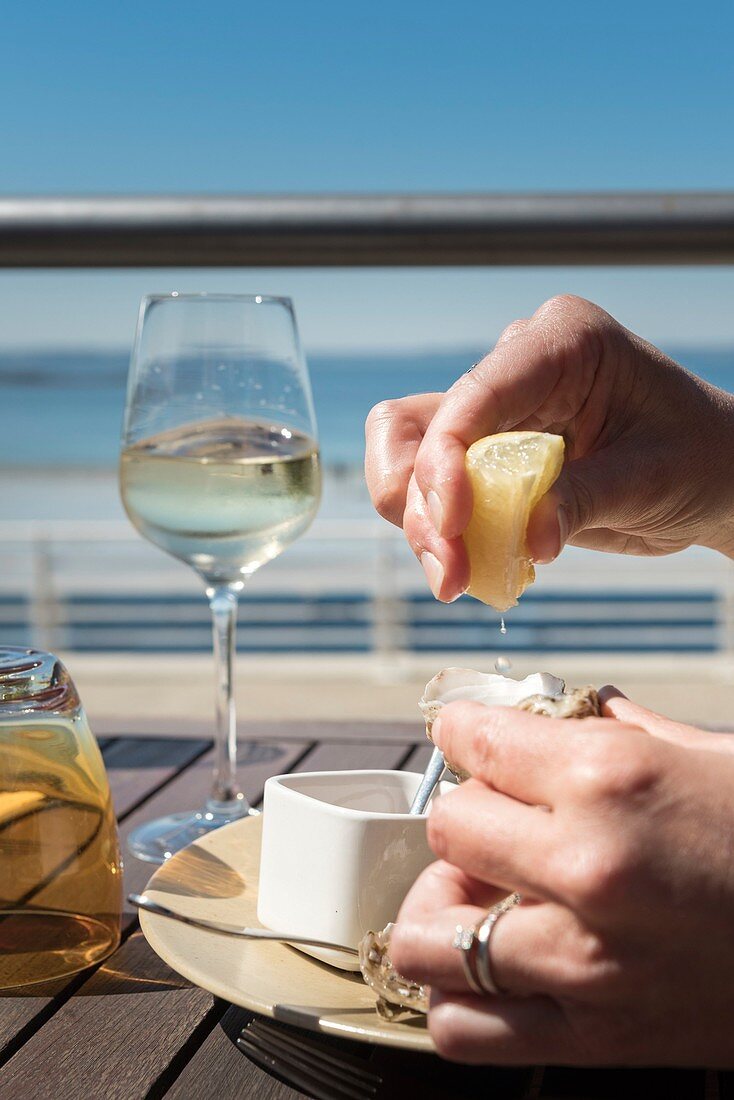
[359,923,429,1019]
[420,668,600,780]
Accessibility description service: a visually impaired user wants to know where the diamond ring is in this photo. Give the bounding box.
[452,923,484,995]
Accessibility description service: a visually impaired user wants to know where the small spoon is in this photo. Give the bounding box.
[129,893,358,956]
[409,745,446,815]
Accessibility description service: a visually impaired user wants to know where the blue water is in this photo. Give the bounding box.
[1,346,732,469]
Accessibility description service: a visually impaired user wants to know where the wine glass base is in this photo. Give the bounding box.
[127,803,259,864]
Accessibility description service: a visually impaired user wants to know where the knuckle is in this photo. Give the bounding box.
[368,469,407,523]
[386,922,413,976]
[536,293,597,325]
[557,838,636,909]
[571,736,660,804]
[468,719,497,778]
[571,926,614,978]
[426,799,450,858]
[578,936,623,991]
[534,295,607,369]
[551,927,618,995]
[412,446,435,492]
[577,927,609,969]
[497,318,528,344]
[563,470,596,534]
[370,485,400,523]
[429,1002,477,1063]
[365,398,400,431]
[402,502,429,555]
[440,704,499,785]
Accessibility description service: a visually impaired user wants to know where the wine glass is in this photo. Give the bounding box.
[119,293,321,863]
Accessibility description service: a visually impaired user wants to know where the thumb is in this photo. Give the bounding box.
[599,688,720,751]
[527,447,653,563]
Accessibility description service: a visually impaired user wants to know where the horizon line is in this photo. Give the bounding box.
[1,340,733,357]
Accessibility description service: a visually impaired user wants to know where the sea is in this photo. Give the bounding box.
[2,344,733,485]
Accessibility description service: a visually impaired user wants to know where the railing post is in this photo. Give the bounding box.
[29,527,61,653]
[718,558,734,671]
[371,526,407,681]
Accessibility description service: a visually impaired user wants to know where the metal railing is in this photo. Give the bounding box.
[1,520,732,664]
[2,192,734,267]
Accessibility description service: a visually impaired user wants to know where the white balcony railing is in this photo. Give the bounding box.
[1,518,732,664]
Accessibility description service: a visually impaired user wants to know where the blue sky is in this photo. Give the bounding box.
[2,0,733,350]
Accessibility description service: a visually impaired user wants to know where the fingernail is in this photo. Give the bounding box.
[598,684,628,703]
[431,715,443,748]
[421,551,444,600]
[556,505,569,555]
[426,490,444,533]
[446,587,466,603]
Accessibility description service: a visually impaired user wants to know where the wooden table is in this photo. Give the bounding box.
[0,723,729,1100]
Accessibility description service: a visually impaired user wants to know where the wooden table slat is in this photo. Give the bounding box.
[401,742,435,774]
[105,736,211,820]
[292,740,412,774]
[0,932,217,1100]
[166,1006,308,1100]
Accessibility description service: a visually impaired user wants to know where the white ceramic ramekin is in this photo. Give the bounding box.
[257,770,452,970]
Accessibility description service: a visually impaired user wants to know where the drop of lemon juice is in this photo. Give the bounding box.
[499,617,507,635]
[494,655,512,673]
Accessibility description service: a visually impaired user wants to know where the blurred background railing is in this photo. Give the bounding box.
[1,520,732,663]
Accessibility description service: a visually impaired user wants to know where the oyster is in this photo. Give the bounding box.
[518,685,600,719]
[420,668,600,780]
[359,923,429,1019]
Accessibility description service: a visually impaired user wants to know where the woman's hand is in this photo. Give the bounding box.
[365,295,734,601]
[389,694,734,1065]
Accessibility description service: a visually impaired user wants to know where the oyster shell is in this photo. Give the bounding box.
[518,685,600,719]
[420,668,600,780]
[358,923,429,1019]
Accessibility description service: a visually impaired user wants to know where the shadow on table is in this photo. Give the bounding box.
[70,932,193,996]
[148,844,247,899]
[0,931,190,1000]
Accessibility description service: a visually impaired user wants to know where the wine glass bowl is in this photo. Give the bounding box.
[120,294,321,862]
[120,416,320,586]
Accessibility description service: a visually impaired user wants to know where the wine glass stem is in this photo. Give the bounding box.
[206,584,247,813]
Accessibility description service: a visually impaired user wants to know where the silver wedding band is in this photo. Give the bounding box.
[452,923,484,994]
[476,892,521,995]
[453,892,521,996]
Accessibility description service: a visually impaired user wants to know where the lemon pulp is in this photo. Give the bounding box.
[463,431,565,612]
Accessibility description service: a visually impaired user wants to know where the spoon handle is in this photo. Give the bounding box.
[409,746,446,814]
[129,893,358,956]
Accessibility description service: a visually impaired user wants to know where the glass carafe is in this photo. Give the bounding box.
[0,648,122,989]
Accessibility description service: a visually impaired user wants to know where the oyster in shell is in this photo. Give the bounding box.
[420,668,600,780]
[518,685,600,719]
[359,923,429,1019]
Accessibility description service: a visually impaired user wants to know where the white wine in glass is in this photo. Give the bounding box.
[120,294,321,863]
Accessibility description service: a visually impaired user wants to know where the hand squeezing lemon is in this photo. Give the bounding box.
[463,432,565,612]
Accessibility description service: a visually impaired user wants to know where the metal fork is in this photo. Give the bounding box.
[237,1016,381,1100]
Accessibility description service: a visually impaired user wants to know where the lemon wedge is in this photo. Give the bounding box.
[463,431,565,611]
